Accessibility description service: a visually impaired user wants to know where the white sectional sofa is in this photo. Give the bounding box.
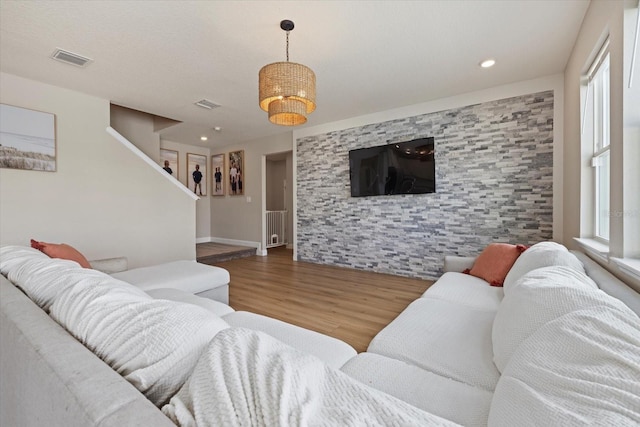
[343,242,640,426]
[1,242,639,426]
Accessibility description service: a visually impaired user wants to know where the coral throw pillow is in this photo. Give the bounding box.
[30,239,91,268]
[467,243,527,287]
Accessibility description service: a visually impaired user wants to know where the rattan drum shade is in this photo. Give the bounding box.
[259,61,316,126]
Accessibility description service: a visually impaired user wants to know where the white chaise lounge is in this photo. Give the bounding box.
[91,257,230,304]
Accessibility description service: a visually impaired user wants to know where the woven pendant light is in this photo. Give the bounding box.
[259,20,316,126]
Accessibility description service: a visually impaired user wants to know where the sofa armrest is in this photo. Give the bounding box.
[89,257,128,274]
[444,256,476,273]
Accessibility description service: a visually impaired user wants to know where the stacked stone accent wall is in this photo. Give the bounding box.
[296,91,554,279]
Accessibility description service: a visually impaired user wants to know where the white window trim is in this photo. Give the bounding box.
[592,146,610,243]
[611,258,640,282]
[574,238,640,283]
[574,237,609,263]
[582,39,611,245]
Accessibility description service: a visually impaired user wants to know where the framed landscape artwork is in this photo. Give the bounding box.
[0,103,56,172]
[159,148,178,178]
[187,153,207,196]
[228,150,244,196]
[211,153,225,196]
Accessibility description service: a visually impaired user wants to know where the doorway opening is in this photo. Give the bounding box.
[264,151,293,251]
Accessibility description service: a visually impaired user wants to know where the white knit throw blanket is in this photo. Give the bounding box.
[163,328,460,427]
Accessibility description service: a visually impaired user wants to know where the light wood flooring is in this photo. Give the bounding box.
[216,246,433,352]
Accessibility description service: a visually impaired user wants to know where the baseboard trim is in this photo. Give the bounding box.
[210,237,263,255]
[195,236,212,244]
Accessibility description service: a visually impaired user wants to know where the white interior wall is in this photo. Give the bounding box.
[160,139,211,241]
[210,133,292,250]
[110,104,160,163]
[563,0,639,288]
[0,72,196,267]
[110,105,211,241]
[564,0,624,251]
[623,4,640,258]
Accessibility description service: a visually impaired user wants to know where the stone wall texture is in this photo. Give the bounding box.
[296,90,554,280]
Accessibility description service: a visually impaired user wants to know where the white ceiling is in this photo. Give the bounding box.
[0,1,590,148]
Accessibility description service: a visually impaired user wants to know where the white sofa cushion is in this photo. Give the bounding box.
[145,288,235,317]
[492,266,622,372]
[503,241,585,293]
[422,271,503,311]
[112,260,229,294]
[367,298,500,391]
[222,311,356,369]
[489,307,640,426]
[50,271,229,407]
[341,352,493,427]
[0,245,147,311]
[0,245,48,269]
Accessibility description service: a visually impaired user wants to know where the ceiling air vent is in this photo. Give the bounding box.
[194,99,221,110]
[51,48,92,67]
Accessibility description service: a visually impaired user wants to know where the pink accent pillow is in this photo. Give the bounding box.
[30,239,91,268]
[467,243,527,286]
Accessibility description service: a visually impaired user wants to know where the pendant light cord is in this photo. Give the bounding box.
[286,31,290,62]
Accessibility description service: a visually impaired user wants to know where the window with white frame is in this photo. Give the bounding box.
[583,41,610,242]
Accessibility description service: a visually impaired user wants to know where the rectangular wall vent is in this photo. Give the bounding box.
[51,49,93,67]
[195,99,221,110]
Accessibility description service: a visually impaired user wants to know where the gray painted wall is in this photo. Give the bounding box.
[297,90,554,279]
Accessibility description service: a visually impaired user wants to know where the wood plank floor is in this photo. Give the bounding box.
[216,246,433,352]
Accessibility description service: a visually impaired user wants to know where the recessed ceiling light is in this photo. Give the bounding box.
[480,59,496,68]
[200,136,208,141]
[214,126,222,132]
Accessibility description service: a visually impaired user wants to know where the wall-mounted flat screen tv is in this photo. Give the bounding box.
[349,137,435,197]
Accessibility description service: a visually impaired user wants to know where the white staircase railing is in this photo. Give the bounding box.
[266,210,287,248]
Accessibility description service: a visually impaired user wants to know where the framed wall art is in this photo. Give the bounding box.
[0,103,56,172]
[159,148,178,178]
[187,153,207,196]
[228,150,244,196]
[211,153,225,196]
